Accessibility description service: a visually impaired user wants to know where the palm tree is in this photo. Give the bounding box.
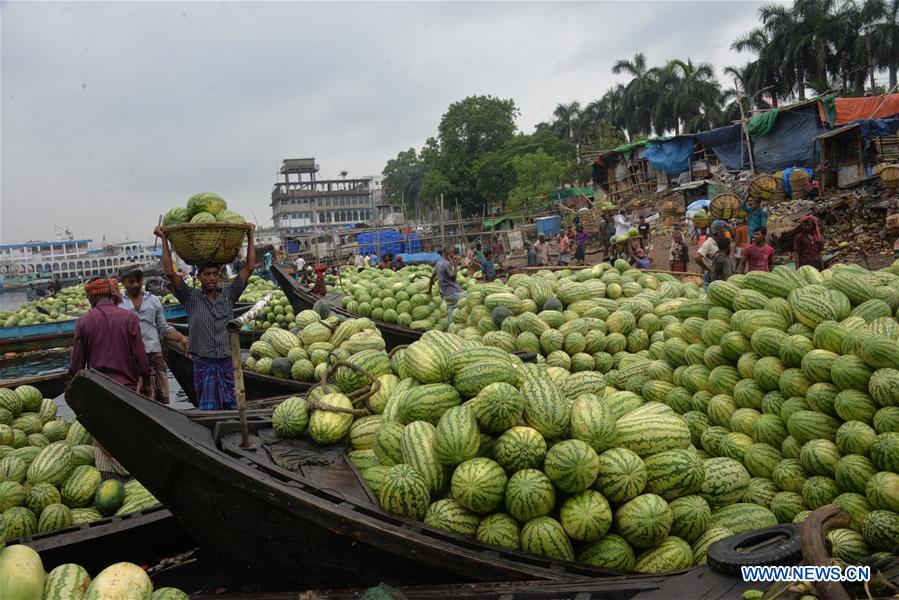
[612,52,656,137]
[867,0,899,88]
[731,27,787,106]
[551,101,582,140]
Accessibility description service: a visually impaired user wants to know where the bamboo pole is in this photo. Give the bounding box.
[227,292,274,449]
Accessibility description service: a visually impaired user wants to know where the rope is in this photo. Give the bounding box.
[388,344,408,358]
[303,359,381,417]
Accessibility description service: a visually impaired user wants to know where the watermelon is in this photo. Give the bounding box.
[614,493,672,549]
[826,528,871,562]
[871,431,899,472]
[709,503,777,533]
[799,439,841,477]
[451,458,507,514]
[700,457,750,507]
[0,544,45,599]
[423,498,481,537]
[43,563,92,599]
[24,483,60,517]
[866,471,899,511]
[743,443,783,479]
[744,477,779,508]
[593,447,646,504]
[642,450,704,500]
[836,420,877,456]
[692,526,733,565]
[787,410,840,443]
[308,394,354,444]
[504,468,556,522]
[84,562,152,600]
[559,490,613,542]
[668,495,711,543]
[378,464,430,519]
[862,509,899,551]
[832,492,872,533]
[520,516,575,561]
[493,427,547,473]
[434,406,479,466]
[577,534,636,570]
[25,442,73,487]
[543,439,599,493]
[802,475,841,509]
[475,513,520,550]
[772,458,808,493]
[38,502,73,533]
[614,410,690,457]
[634,536,694,574]
[60,465,101,509]
[521,373,569,439]
[770,491,808,522]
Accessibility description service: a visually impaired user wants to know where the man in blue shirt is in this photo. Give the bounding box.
[525,241,537,267]
[263,246,274,280]
[481,249,497,282]
[120,264,188,404]
[427,247,464,326]
[741,197,768,239]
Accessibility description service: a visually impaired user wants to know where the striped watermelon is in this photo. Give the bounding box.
[730,408,762,436]
[799,439,841,477]
[272,397,309,439]
[832,492,872,533]
[780,335,815,368]
[23,482,60,517]
[831,355,873,392]
[708,366,740,396]
[400,384,461,425]
[860,336,899,370]
[805,383,839,417]
[692,526,733,565]
[642,450,705,501]
[543,439,599,493]
[26,442,74,487]
[743,443,784,479]
[59,465,101,509]
[521,373,569,439]
[614,493,672,549]
[451,458,507,514]
[475,512,520,550]
[772,458,808,493]
[308,393,355,445]
[744,477,779,508]
[868,368,899,407]
[349,415,383,451]
[43,563,92,599]
[401,421,447,496]
[668,495,711,543]
[434,406,479,466]
[733,379,765,410]
[577,534,636,570]
[861,509,899,551]
[0,481,26,512]
[593,447,646,503]
[493,427,547,473]
[378,464,430,519]
[614,410,690,457]
[559,490,613,542]
[801,475,841,509]
[826,528,871,562]
[635,536,693,573]
[835,454,877,496]
[403,339,453,383]
[520,516,574,561]
[37,502,72,533]
[569,394,617,453]
[835,390,878,424]
[709,503,777,533]
[373,421,404,466]
[423,498,481,537]
[873,406,899,433]
[700,457,750,507]
[751,414,788,448]
[787,410,841,443]
[866,471,899,511]
[504,468,556,522]
[770,491,808,522]
[84,562,153,600]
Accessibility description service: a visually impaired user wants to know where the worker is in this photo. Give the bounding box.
[534,234,550,266]
[739,226,775,273]
[741,197,768,239]
[295,254,306,278]
[481,249,497,282]
[119,263,188,404]
[154,223,256,410]
[427,247,464,326]
[794,215,823,269]
[311,263,328,295]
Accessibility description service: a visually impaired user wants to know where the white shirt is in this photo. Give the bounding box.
[354,254,364,267]
[697,238,719,270]
[614,214,631,237]
[295,257,306,272]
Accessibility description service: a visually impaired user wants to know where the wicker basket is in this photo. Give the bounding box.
[789,169,809,199]
[709,192,742,220]
[164,222,250,265]
[748,174,778,200]
[881,165,899,189]
[692,216,713,229]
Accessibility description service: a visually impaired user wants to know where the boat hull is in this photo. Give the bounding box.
[66,371,628,589]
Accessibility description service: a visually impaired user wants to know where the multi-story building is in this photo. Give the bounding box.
[271,158,374,236]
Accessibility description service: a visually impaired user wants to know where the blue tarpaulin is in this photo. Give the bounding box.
[396,252,441,265]
[641,137,695,174]
[752,106,829,172]
[853,118,899,148]
[695,125,750,171]
[686,199,710,212]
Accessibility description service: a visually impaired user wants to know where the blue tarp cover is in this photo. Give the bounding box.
[396,252,441,265]
[695,125,750,171]
[853,118,899,148]
[782,167,814,198]
[686,199,710,211]
[641,137,695,174]
[752,106,829,172]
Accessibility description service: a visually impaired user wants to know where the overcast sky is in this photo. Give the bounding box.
[1,1,763,245]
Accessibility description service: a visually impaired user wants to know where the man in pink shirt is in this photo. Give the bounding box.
[739,226,775,273]
[69,277,151,390]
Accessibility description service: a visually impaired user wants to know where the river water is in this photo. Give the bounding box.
[0,290,28,311]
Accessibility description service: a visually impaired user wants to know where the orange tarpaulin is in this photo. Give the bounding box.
[819,94,899,126]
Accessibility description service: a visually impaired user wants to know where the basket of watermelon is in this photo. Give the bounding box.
[162,193,250,265]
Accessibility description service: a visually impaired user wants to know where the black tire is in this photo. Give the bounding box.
[707,523,804,576]
[513,351,539,364]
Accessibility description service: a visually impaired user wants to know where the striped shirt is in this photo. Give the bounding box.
[174,277,246,359]
[120,291,173,353]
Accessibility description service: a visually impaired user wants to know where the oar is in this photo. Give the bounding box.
[227,291,274,449]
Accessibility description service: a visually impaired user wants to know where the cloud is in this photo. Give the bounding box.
[1,1,762,244]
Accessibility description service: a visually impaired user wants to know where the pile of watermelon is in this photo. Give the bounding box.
[330,266,452,331]
[0,544,187,599]
[237,278,298,331]
[269,259,899,574]
[0,285,91,328]
[244,312,387,383]
[162,192,245,226]
[0,385,162,544]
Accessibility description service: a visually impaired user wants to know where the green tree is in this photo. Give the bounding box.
[507,150,568,210]
[434,95,520,215]
[381,148,423,207]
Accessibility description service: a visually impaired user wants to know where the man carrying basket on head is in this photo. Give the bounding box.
[154,223,256,410]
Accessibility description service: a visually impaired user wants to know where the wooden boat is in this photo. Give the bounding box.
[272,266,422,351]
[18,505,195,575]
[0,304,188,354]
[162,338,312,406]
[168,320,265,348]
[66,370,630,589]
[0,370,69,398]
